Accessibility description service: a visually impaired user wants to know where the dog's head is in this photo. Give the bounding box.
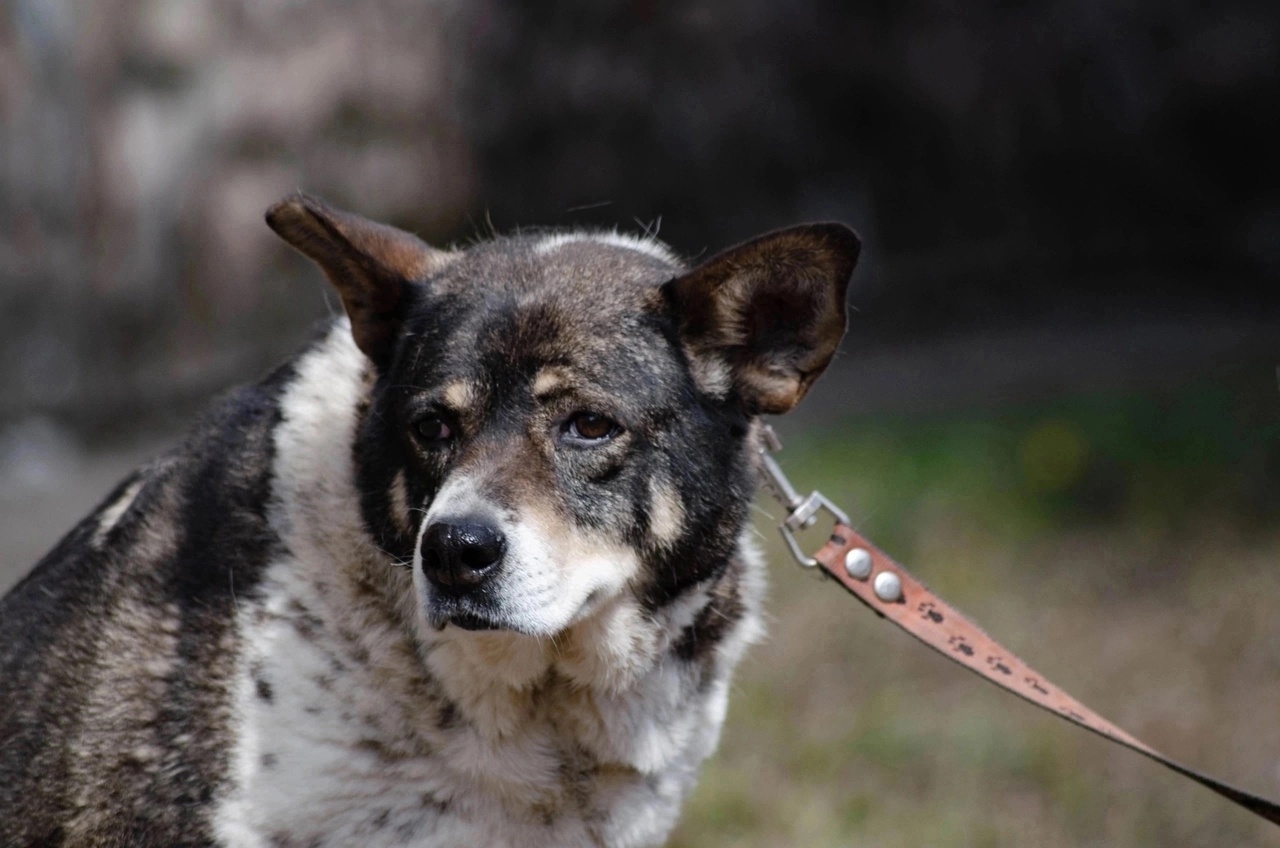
[267,195,859,637]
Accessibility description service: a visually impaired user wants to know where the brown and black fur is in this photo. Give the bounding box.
[0,193,859,847]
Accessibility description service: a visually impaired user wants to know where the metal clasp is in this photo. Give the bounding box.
[756,425,850,568]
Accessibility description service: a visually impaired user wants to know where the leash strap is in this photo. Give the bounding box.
[810,523,1280,826]
[754,426,1280,827]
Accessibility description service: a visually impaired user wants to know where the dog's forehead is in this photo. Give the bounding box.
[397,232,686,393]
[441,231,680,298]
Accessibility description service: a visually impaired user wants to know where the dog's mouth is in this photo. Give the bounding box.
[425,596,505,633]
[418,559,623,638]
[444,611,500,631]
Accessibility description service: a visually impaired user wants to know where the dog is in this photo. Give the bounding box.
[0,193,859,847]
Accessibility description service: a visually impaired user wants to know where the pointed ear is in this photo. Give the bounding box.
[666,223,860,415]
[265,193,454,365]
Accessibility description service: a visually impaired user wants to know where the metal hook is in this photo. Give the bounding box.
[756,425,850,567]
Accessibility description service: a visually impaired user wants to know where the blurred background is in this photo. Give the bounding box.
[2,0,1279,844]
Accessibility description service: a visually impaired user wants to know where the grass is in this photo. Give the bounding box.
[671,369,1280,847]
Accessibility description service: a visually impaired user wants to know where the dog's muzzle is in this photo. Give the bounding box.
[420,519,507,632]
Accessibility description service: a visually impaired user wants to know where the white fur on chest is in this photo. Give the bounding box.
[213,562,745,848]
[215,562,467,847]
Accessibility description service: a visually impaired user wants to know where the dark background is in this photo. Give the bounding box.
[2,0,1277,439]
[2,2,1279,845]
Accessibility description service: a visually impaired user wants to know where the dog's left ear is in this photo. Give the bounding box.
[265,193,454,366]
[666,223,861,414]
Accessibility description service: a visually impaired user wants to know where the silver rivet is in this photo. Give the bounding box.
[873,571,903,603]
[844,547,873,580]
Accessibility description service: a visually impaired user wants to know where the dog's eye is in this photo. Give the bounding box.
[564,412,620,444]
[413,415,454,446]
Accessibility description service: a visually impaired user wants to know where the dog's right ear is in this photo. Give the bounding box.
[265,193,454,366]
[666,223,860,415]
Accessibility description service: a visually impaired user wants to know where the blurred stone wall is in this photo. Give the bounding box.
[1,0,471,441]
[2,0,1278,459]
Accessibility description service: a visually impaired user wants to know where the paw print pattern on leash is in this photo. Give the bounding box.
[947,635,974,657]
[916,601,944,624]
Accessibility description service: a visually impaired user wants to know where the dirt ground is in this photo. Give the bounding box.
[672,517,1280,847]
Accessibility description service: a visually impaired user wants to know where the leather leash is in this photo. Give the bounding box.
[757,426,1280,828]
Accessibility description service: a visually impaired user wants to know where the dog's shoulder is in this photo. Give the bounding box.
[0,349,310,845]
[1,353,300,635]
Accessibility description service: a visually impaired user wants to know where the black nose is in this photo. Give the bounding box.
[420,520,505,590]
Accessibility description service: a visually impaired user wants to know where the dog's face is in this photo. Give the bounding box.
[266,196,859,637]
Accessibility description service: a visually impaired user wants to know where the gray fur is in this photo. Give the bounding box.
[0,196,858,847]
